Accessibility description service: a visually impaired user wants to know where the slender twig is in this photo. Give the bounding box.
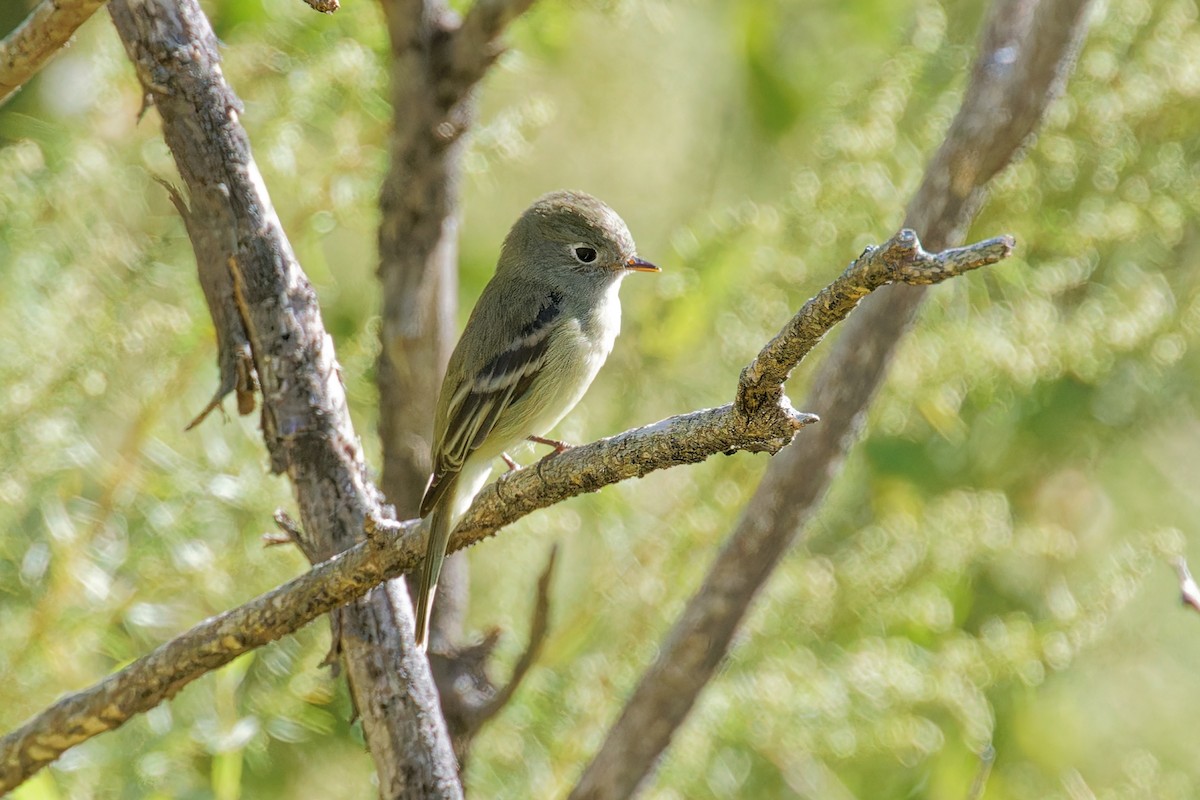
[474,544,559,725]
[428,544,559,763]
[153,180,258,431]
[0,0,108,107]
[262,509,305,547]
[0,230,1010,794]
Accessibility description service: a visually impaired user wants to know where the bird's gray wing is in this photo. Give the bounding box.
[419,290,564,518]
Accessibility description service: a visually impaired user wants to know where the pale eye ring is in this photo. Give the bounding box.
[570,243,598,264]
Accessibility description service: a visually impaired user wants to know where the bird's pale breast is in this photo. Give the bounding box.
[477,283,622,461]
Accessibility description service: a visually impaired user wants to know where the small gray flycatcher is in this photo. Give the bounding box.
[415,190,659,652]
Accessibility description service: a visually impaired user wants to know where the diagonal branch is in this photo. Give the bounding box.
[0,229,1011,794]
[0,0,337,102]
[429,543,559,763]
[569,1,1093,798]
[473,542,558,724]
[736,233,1016,415]
[0,0,108,107]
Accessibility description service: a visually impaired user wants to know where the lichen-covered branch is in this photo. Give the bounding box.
[0,229,1010,794]
[736,231,1013,415]
[301,0,340,13]
[0,0,108,107]
[0,527,409,792]
[569,2,1093,798]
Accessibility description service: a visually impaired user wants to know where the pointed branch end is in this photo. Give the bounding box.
[184,395,226,431]
[263,509,304,548]
[791,410,821,430]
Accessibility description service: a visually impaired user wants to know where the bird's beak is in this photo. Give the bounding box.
[625,256,660,273]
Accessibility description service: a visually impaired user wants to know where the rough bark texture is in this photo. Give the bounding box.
[104,1,462,798]
[0,0,108,106]
[301,0,341,13]
[157,181,258,429]
[0,230,1011,794]
[568,2,1094,798]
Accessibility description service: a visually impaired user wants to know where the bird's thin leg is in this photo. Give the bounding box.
[528,434,572,455]
[502,452,520,471]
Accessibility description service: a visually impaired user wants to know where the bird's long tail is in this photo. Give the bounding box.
[415,493,453,652]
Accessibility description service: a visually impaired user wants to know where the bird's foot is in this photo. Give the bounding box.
[502,452,520,472]
[528,434,572,456]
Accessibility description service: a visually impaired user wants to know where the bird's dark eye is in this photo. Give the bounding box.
[572,245,598,264]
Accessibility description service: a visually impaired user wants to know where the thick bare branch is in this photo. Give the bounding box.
[106,0,462,797]
[0,230,1010,794]
[373,0,538,538]
[376,0,466,664]
[570,2,1093,798]
[0,0,107,107]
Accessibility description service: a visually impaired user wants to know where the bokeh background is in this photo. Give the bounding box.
[3,0,1200,797]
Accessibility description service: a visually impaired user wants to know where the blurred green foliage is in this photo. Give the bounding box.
[3,0,1200,797]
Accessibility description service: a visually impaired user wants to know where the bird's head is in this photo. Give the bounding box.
[498,190,659,284]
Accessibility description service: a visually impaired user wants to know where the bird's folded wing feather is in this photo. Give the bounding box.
[419,290,564,518]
